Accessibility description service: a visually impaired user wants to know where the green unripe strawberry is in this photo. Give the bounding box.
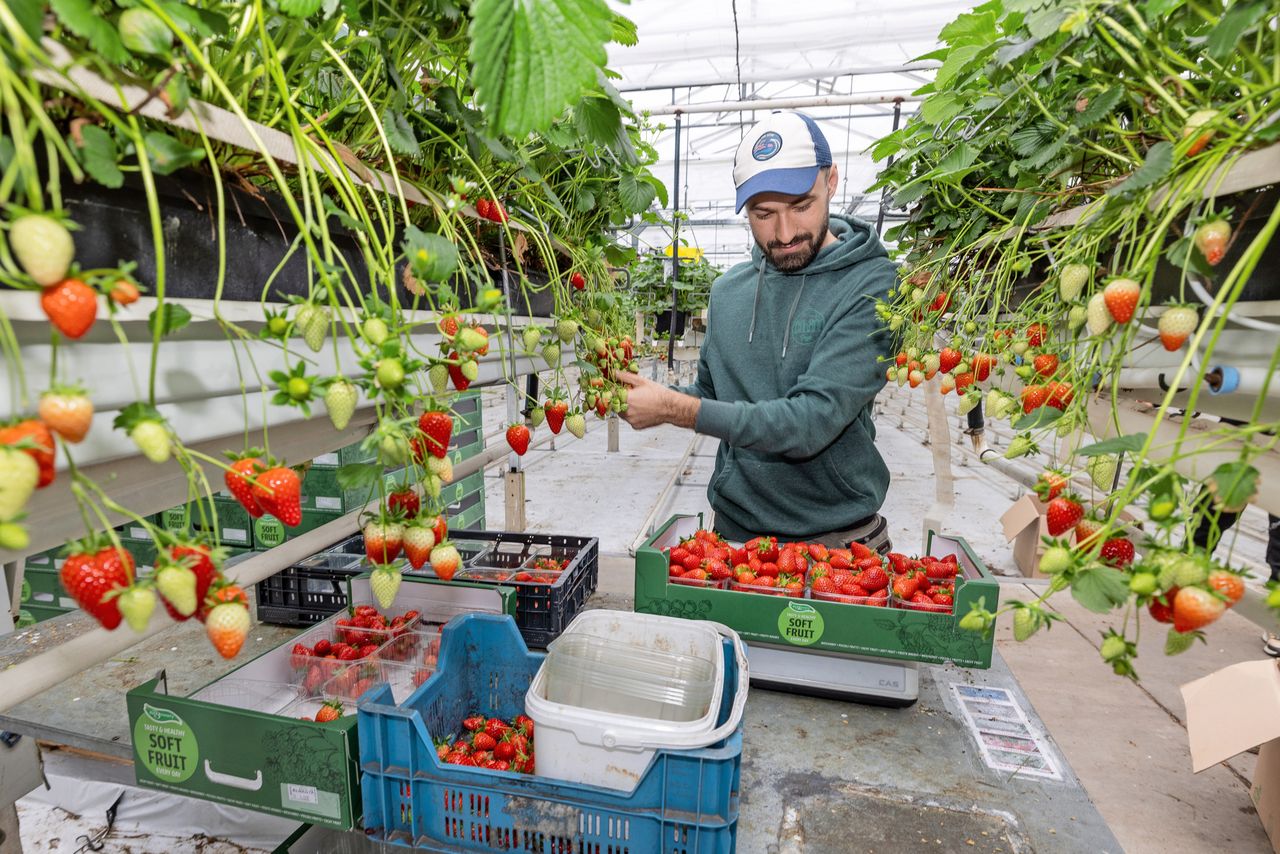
[456,328,487,352]
[889,315,904,331]
[156,563,197,617]
[287,376,311,401]
[1099,634,1127,662]
[1013,608,1038,642]
[324,379,357,431]
[958,608,989,633]
[1148,492,1177,521]
[1129,572,1157,595]
[362,317,390,346]
[541,342,561,367]
[1267,588,1280,609]
[964,321,978,334]
[428,363,449,394]
[425,473,442,498]
[1005,433,1038,459]
[1039,545,1073,574]
[370,565,402,609]
[118,586,157,632]
[0,522,29,550]
[460,359,479,381]
[379,432,410,465]
[0,447,38,520]
[267,315,289,338]
[1067,305,1088,331]
[1059,264,1090,301]
[1171,554,1209,587]
[530,406,546,428]
[522,326,543,352]
[565,412,586,439]
[375,358,405,390]
[957,390,981,416]
[555,319,578,342]
[1087,455,1118,491]
[131,420,171,463]
[10,215,75,286]
[297,304,329,353]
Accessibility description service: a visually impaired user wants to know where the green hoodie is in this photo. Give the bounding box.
[679,214,896,541]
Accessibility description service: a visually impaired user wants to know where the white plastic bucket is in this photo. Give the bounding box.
[525,611,749,791]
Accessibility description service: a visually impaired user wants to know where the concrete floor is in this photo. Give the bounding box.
[13,366,1277,851]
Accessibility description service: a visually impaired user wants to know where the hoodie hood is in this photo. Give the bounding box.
[746,214,888,356]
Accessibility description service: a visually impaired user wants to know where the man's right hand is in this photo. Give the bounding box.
[616,371,700,430]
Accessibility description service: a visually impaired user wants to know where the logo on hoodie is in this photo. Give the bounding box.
[791,308,824,346]
[752,132,782,161]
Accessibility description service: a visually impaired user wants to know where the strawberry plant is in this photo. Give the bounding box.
[872,0,1280,678]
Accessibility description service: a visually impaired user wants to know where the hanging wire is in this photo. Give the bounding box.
[731,0,744,98]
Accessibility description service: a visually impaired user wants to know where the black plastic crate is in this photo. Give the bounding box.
[254,491,486,627]
[449,529,599,649]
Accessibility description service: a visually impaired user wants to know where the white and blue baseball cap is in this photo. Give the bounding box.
[732,111,833,213]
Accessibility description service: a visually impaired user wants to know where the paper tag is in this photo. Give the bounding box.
[286,783,319,805]
[315,496,342,511]
[222,527,248,544]
[130,527,152,541]
[313,453,340,466]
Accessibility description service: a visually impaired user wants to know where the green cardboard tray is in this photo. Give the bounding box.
[634,514,1000,669]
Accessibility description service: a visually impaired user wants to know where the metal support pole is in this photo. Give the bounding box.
[498,231,526,532]
[875,100,903,236]
[667,111,682,373]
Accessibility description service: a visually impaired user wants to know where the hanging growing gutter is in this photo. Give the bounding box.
[646,93,924,116]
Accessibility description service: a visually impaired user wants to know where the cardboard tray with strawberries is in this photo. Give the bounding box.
[634,515,1000,669]
[126,575,514,830]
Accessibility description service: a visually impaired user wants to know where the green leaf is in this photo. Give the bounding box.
[644,175,669,209]
[404,226,459,282]
[995,35,1042,65]
[50,0,130,64]
[278,0,323,16]
[938,10,998,46]
[610,12,638,45]
[5,0,44,43]
[1142,0,1186,19]
[469,0,614,137]
[574,188,597,213]
[322,197,364,233]
[1207,461,1260,512]
[1015,135,1067,170]
[1071,565,1130,613]
[1107,142,1172,197]
[1255,118,1280,144]
[1013,406,1062,430]
[1010,122,1055,158]
[1076,433,1148,457]
[381,109,418,157]
[935,45,984,88]
[872,129,907,162]
[143,131,205,175]
[574,96,622,146]
[148,303,192,337]
[1208,1,1267,60]
[919,93,962,126]
[337,462,383,490]
[1025,4,1069,37]
[76,125,124,189]
[1074,87,1124,127]
[618,172,656,214]
[158,2,228,37]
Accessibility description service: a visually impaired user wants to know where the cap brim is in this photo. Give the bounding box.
[735,166,821,213]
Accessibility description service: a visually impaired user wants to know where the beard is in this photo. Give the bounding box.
[759,211,829,272]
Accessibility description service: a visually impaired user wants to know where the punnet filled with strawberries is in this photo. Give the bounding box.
[665,527,966,614]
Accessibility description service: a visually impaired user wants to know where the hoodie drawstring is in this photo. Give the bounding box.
[747,262,765,344]
[748,263,809,358]
[780,274,807,359]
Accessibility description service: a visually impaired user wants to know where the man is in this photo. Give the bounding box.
[619,110,897,551]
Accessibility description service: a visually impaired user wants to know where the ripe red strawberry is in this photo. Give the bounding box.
[315,700,344,723]
[430,514,448,545]
[1207,569,1245,605]
[1026,323,1047,347]
[544,400,567,434]
[892,572,921,599]
[418,410,453,459]
[1100,537,1135,568]
[1035,470,1068,501]
[485,718,509,741]
[971,353,995,382]
[1103,278,1140,324]
[61,545,128,630]
[364,519,404,563]
[506,424,531,456]
[859,567,890,592]
[224,455,265,518]
[1047,381,1073,410]
[109,279,140,305]
[938,347,962,373]
[1172,586,1225,632]
[1194,220,1231,266]
[1158,305,1198,351]
[1045,496,1084,537]
[755,536,779,563]
[929,291,949,313]
[0,419,56,487]
[41,278,98,338]
[403,523,436,569]
[570,272,586,290]
[463,714,486,732]
[387,489,420,519]
[1020,384,1050,413]
[252,465,302,526]
[1032,353,1059,377]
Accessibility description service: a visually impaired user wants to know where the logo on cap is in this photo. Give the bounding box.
[752,132,783,161]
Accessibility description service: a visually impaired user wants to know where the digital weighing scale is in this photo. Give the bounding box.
[746,642,919,707]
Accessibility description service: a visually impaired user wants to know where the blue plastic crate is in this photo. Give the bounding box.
[358,613,742,852]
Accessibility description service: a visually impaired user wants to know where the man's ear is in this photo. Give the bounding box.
[826,164,840,197]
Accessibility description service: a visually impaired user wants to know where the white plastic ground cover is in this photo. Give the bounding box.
[525,610,749,791]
